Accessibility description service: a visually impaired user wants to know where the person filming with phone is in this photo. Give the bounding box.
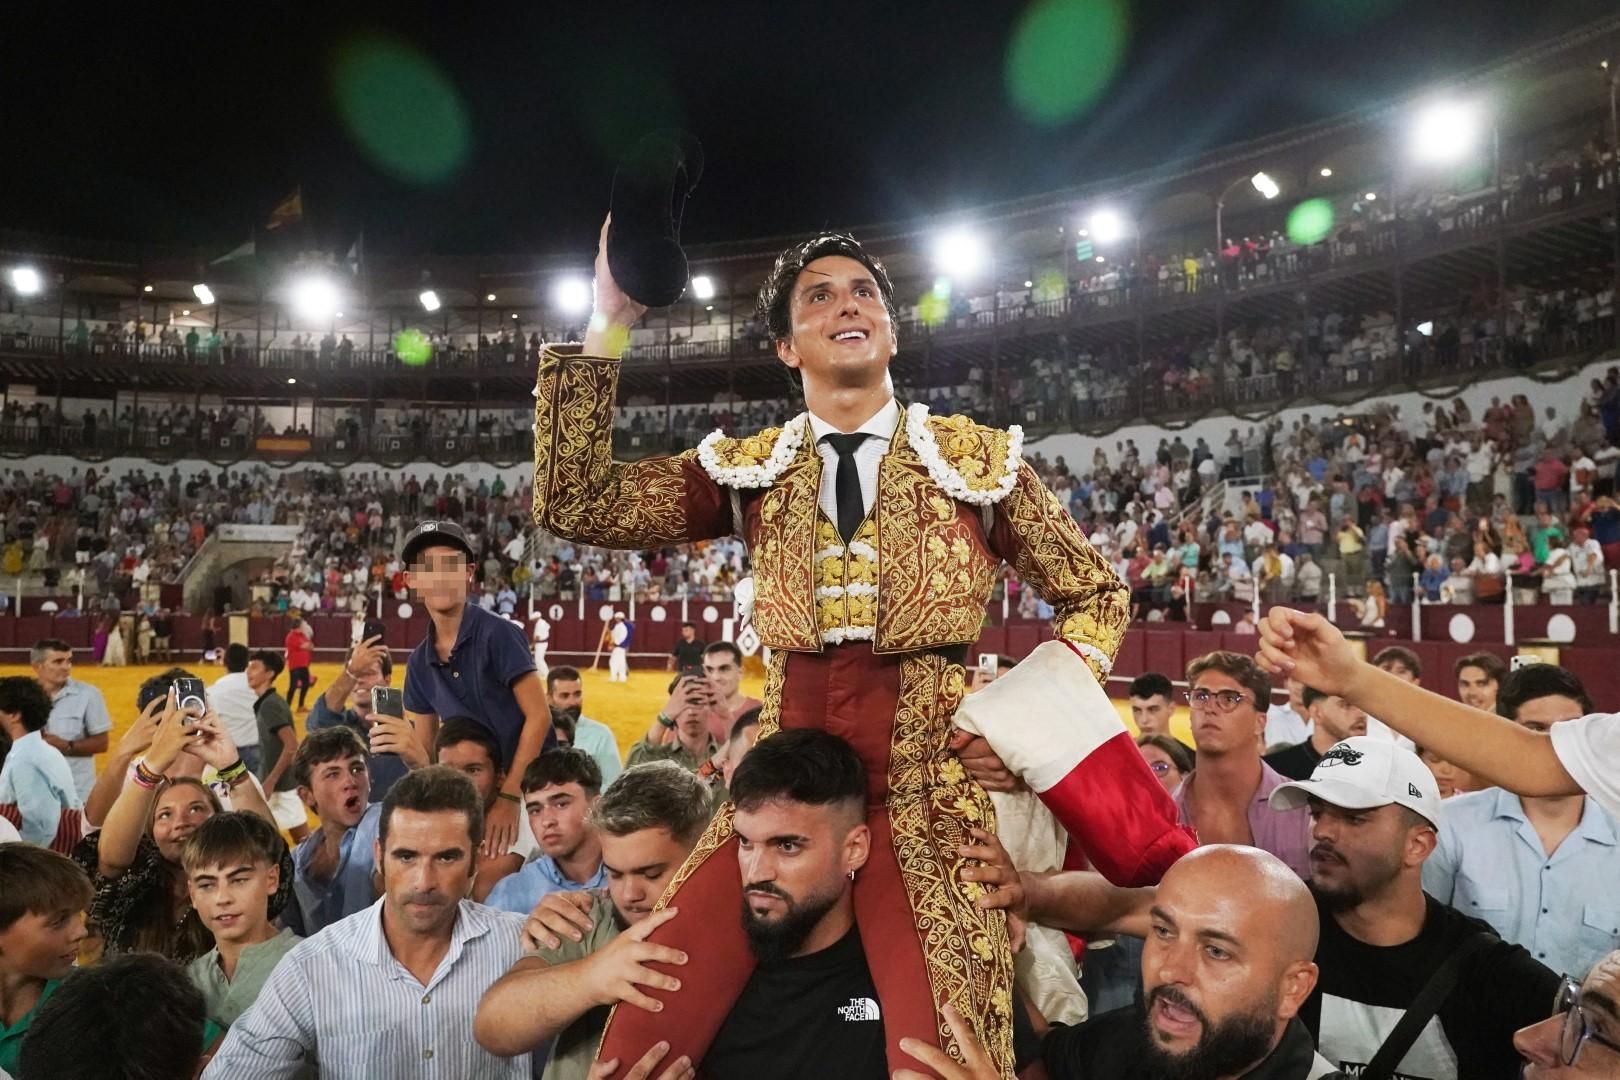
[308,627,424,802]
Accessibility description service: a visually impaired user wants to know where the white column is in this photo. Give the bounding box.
[1327,574,1337,624]
[1411,573,1422,641]
[1504,576,1516,646]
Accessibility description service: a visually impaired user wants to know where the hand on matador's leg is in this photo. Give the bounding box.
[953,640,1197,886]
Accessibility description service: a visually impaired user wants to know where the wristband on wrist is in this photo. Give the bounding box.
[657,712,676,729]
[497,791,521,805]
[132,759,164,790]
[215,760,248,784]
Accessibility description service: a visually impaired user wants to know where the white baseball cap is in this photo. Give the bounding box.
[1268,736,1442,827]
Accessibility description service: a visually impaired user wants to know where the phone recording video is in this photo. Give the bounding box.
[170,676,208,721]
[371,686,405,719]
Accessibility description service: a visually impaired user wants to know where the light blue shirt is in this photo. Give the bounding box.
[572,715,622,787]
[292,803,382,935]
[204,897,530,1080]
[45,678,112,802]
[1424,788,1620,979]
[0,731,81,846]
[485,854,607,916]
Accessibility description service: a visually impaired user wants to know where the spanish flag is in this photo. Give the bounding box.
[265,187,303,231]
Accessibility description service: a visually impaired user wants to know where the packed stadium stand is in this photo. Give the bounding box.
[2,26,1617,702]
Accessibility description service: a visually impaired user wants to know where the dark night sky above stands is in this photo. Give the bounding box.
[4,0,1615,259]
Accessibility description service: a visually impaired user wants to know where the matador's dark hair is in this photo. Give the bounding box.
[756,233,898,343]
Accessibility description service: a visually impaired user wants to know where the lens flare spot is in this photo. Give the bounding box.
[1286,198,1336,246]
[1005,0,1129,126]
[333,36,470,185]
[394,328,432,366]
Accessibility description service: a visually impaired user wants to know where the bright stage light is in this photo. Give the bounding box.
[419,289,441,313]
[193,283,215,306]
[486,292,496,302]
[1319,167,1333,178]
[1251,172,1280,200]
[1410,100,1484,166]
[553,277,592,315]
[290,276,339,321]
[9,267,42,296]
[932,228,989,278]
[1364,191,1378,201]
[143,284,154,293]
[287,377,297,385]
[1024,280,1034,289]
[1088,209,1127,244]
[181,310,191,317]
[691,275,716,301]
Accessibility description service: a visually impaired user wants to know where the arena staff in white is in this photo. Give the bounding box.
[607,612,630,683]
[1257,608,1620,820]
[532,615,550,678]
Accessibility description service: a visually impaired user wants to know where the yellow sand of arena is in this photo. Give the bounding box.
[0,661,1193,783]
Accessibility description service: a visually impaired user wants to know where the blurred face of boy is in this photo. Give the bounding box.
[188,856,279,946]
[406,546,472,614]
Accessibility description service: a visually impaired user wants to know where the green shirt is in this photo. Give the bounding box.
[625,736,718,775]
[186,926,302,1028]
[0,977,60,1076]
[532,892,623,1080]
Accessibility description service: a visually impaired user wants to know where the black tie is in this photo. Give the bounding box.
[822,432,872,543]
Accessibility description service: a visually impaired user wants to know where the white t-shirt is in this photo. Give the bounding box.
[209,671,262,749]
[0,816,20,844]
[1551,713,1620,820]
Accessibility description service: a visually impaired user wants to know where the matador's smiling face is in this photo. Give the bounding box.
[774,255,898,392]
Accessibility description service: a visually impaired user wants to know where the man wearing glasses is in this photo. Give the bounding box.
[1516,953,1620,1076]
[1172,651,1311,877]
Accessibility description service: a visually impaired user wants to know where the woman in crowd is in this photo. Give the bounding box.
[1539,532,1577,604]
[1467,535,1507,603]
[1352,577,1388,628]
[73,698,284,963]
[1136,733,1194,794]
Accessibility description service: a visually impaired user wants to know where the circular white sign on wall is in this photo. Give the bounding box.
[1448,613,1476,643]
[397,603,414,619]
[702,605,720,624]
[548,604,565,623]
[650,605,668,622]
[598,604,616,623]
[1210,609,1232,626]
[1546,613,1577,643]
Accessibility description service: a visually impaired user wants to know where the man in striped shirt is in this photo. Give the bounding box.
[204,766,531,1079]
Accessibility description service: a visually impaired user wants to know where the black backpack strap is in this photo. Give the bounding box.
[1357,932,1496,1080]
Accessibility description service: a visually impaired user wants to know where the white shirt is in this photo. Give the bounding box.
[532,619,550,643]
[1552,714,1620,820]
[204,898,530,1080]
[805,398,901,531]
[610,622,629,647]
[0,816,19,844]
[210,670,262,749]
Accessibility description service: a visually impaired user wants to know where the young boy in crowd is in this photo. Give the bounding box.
[0,844,92,1076]
[485,748,606,915]
[0,676,85,852]
[181,811,302,1029]
[290,727,383,935]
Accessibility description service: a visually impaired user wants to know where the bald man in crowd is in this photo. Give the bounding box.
[901,845,1341,1080]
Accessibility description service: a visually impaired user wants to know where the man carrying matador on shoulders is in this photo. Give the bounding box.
[531,216,1196,1077]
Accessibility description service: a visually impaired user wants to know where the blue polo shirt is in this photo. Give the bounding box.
[484,855,608,915]
[403,602,548,768]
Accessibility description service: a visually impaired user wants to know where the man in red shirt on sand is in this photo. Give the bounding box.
[283,613,317,712]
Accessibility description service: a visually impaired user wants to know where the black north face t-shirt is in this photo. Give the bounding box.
[705,926,887,1080]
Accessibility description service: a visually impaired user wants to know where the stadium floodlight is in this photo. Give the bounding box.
[553,276,592,315]
[8,267,42,296]
[143,284,154,293]
[1024,280,1034,289]
[1250,171,1280,200]
[932,227,989,278]
[287,377,297,385]
[289,275,339,321]
[192,283,215,306]
[419,289,441,313]
[1319,167,1333,178]
[1417,321,1434,336]
[486,292,497,302]
[1409,99,1485,166]
[691,275,716,301]
[1364,191,1378,201]
[1088,209,1128,245]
